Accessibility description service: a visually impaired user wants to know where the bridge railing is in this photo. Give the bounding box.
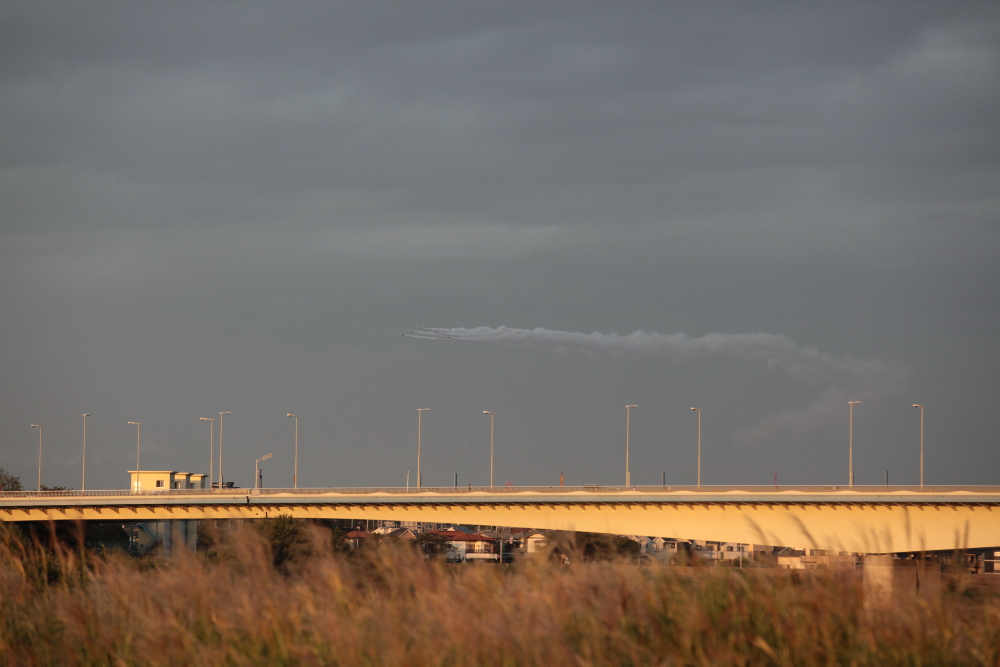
[2,484,1000,498]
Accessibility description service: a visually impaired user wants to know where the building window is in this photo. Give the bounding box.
[156,480,164,488]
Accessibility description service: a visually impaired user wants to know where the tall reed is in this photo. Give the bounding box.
[1,521,998,666]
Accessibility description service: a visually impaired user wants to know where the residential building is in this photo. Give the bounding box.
[776,547,861,570]
[982,549,1000,574]
[431,530,499,562]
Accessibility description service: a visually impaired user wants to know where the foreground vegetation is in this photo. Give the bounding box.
[1,520,999,666]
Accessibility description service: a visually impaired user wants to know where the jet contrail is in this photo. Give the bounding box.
[404,325,909,445]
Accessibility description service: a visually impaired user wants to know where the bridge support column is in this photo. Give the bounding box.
[863,555,940,607]
[162,520,172,558]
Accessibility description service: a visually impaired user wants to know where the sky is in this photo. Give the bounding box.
[1,2,998,492]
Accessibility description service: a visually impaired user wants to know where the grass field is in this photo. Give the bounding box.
[1,520,998,666]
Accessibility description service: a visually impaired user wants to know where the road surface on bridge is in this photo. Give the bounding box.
[3,485,998,554]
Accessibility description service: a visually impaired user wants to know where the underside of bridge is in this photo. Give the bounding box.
[4,493,999,553]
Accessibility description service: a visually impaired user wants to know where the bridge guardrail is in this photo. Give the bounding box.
[2,484,1000,498]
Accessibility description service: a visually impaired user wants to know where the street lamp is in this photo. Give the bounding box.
[255,453,273,490]
[417,409,429,489]
[128,422,141,490]
[287,414,299,489]
[625,405,637,487]
[690,408,702,489]
[82,414,91,491]
[483,411,495,488]
[848,401,860,487]
[200,418,215,489]
[913,404,925,489]
[31,425,42,491]
[218,412,231,488]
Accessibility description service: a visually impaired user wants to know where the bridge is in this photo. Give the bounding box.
[2,485,999,554]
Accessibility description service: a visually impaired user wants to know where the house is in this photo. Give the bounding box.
[717,542,752,563]
[430,530,498,562]
[648,537,690,562]
[522,532,548,555]
[477,530,520,563]
[374,527,417,541]
[624,535,654,555]
[776,547,861,570]
[345,530,369,549]
[982,549,1000,574]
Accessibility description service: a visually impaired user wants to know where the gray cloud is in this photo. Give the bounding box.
[407,326,909,445]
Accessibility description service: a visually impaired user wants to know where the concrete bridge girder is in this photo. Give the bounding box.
[2,490,998,554]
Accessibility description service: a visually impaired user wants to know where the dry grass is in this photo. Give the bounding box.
[1,522,999,666]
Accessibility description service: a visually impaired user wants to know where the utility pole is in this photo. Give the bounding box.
[287,414,300,488]
[31,425,42,491]
[848,401,860,487]
[913,404,925,489]
[219,412,231,488]
[82,414,91,491]
[690,408,702,489]
[417,409,429,489]
[625,405,637,487]
[483,411,495,488]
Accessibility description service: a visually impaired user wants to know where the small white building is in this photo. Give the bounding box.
[128,470,208,491]
[522,532,548,555]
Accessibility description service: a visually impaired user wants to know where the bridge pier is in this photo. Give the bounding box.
[863,555,941,607]
[134,520,198,557]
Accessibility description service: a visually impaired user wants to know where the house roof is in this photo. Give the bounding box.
[431,530,495,543]
[386,528,416,539]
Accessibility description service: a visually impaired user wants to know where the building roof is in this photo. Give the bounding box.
[431,530,495,543]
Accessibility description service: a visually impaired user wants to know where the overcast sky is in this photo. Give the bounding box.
[2,2,998,492]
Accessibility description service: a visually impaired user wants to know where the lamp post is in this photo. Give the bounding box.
[417,409,429,489]
[848,401,860,487]
[625,405,637,487]
[690,408,702,489]
[31,425,42,491]
[913,404,925,489]
[128,422,141,490]
[287,414,299,489]
[82,414,91,491]
[218,412,231,488]
[483,411,495,488]
[200,418,215,489]
[255,453,273,489]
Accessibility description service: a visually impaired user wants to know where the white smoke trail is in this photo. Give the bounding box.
[404,326,909,445]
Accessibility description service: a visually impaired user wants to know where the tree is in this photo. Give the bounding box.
[0,468,23,492]
[573,532,641,562]
[85,523,130,552]
[416,532,449,558]
[253,515,314,572]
